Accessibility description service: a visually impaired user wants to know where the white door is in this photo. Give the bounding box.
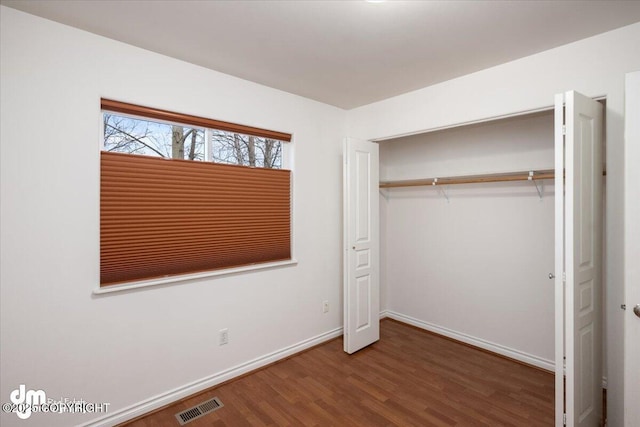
[624,71,640,426]
[555,91,604,426]
[344,137,380,354]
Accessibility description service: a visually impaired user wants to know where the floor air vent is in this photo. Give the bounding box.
[175,397,223,425]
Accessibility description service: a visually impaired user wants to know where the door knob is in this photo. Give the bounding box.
[548,273,555,279]
[634,305,640,319]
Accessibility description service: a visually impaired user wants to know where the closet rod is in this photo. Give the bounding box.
[379,169,555,189]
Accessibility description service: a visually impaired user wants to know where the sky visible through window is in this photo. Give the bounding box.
[103,113,282,169]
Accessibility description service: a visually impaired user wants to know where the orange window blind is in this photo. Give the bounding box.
[100,151,291,286]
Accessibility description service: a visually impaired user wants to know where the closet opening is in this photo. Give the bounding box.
[374,99,606,425]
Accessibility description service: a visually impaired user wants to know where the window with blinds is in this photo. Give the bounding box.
[100,99,292,286]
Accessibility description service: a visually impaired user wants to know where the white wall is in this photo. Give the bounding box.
[380,112,555,368]
[380,111,554,180]
[349,22,640,426]
[0,7,346,427]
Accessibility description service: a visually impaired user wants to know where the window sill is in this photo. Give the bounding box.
[92,259,298,295]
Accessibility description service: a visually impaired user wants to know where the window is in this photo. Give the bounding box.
[103,113,206,160]
[100,99,292,287]
[102,113,283,168]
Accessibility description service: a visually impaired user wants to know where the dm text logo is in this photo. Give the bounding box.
[9,384,46,420]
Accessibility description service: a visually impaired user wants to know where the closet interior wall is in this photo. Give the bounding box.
[380,110,556,368]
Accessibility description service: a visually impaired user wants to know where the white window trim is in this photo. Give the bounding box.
[93,259,298,295]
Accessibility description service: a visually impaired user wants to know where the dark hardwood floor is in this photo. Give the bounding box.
[121,319,554,426]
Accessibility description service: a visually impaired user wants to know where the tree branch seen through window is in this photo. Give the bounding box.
[103,113,282,168]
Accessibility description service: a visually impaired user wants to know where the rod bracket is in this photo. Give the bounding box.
[528,171,543,200]
[432,178,450,202]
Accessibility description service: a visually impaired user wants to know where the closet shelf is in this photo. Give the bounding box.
[379,169,555,189]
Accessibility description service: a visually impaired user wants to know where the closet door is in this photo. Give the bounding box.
[343,138,380,354]
[624,71,640,426]
[555,91,604,427]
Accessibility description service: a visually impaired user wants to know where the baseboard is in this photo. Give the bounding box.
[379,309,390,319]
[80,326,343,427]
[385,310,554,372]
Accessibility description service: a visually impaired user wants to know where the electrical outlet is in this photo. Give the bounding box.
[323,300,329,313]
[219,328,229,345]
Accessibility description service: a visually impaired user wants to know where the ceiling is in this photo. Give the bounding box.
[3,0,640,109]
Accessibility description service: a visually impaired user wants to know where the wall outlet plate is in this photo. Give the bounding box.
[219,328,229,345]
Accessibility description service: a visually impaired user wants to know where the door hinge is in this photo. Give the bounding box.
[562,272,566,282]
[562,125,566,135]
[621,304,626,310]
[563,413,566,425]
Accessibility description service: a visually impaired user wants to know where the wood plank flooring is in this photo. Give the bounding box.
[121,319,554,426]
